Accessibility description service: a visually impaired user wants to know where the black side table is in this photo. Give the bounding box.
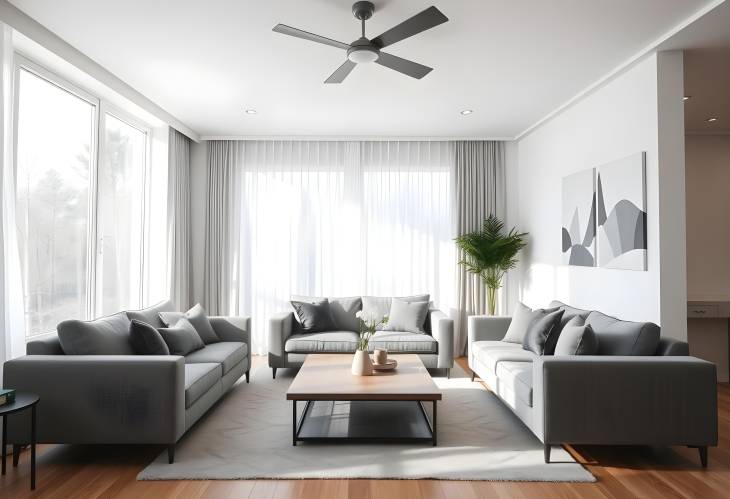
[1,392,39,490]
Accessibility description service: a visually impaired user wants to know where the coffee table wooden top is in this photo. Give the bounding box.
[286,354,442,401]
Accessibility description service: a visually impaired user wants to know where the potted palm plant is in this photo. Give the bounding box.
[455,214,528,316]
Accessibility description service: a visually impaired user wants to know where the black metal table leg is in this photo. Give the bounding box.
[292,400,297,446]
[1,415,6,475]
[432,400,437,446]
[31,405,36,490]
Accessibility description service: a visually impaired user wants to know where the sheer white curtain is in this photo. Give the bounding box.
[224,140,455,355]
[0,25,24,383]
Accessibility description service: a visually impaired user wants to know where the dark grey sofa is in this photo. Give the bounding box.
[468,300,718,466]
[2,300,250,463]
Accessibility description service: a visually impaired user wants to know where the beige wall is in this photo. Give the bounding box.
[685,134,730,382]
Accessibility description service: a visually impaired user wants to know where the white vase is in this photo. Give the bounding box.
[351,349,373,376]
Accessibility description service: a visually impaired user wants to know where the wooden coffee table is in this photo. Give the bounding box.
[286,354,442,446]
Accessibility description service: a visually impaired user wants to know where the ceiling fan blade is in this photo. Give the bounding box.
[273,24,350,50]
[375,52,432,79]
[371,6,448,49]
[325,60,357,84]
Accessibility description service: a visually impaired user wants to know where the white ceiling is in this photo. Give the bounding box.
[7,0,721,138]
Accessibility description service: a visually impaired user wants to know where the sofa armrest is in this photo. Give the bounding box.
[210,316,250,345]
[430,309,454,368]
[533,356,718,446]
[3,355,185,445]
[468,316,511,344]
[269,312,295,368]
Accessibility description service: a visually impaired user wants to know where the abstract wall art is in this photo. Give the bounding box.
[596,152,647,270]
[561,168,596,267]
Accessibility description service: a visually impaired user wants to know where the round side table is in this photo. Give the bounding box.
[1,392,39,490]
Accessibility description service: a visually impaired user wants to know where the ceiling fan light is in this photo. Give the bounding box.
[347,46,379,64]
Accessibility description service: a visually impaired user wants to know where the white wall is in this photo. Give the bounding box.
[190,140,207,306]
[515,52,687,340]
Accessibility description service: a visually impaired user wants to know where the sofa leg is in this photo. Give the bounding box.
[168,445,175,464]
[699,446,708,468]
[471,372,475,382]
[272,367,278,379]
[446,368,451,379]
[12,445,21,467]
[245,370,250,383]
[544,444,551,463]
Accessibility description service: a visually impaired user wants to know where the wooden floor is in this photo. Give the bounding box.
[1,356,729,498]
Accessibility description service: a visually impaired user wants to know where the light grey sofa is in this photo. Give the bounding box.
[468,300,718,467]
[2,300,250,463]
[269,296,454,378]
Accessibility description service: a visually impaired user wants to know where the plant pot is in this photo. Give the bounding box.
[351,349,373,376]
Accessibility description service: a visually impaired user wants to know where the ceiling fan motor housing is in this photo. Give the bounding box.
[347,37,380,63]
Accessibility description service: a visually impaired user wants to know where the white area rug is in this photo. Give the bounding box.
[138,363,595,482]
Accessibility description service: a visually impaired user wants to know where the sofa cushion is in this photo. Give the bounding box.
[159,318,205,356]
[554,321,599,356]
[291,295,362,332]
[495,361,533,407]
[285,331,359,353]
[384,299,429,334]
[361,295,429,330]
[472,340,537,374]
[291,299,337,333]
[586,311,660,355]
[57,312,134,355]
[125,300,175,329]
[185,342,248,375]
[502,302,559,344]
[184,363,221,408]
[522,309,564,355]
[549,300,591,336]
[159,303,220,344]
[369,331,438,353]
[129,319,170,355]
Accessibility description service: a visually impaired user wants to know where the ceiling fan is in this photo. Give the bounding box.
[272,2,448,83]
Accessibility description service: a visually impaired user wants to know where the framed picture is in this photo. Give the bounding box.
[596,152,647,270]
[561,168,596,267]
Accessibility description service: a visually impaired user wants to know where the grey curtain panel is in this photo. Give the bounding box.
[168,128,192,310]
[453,141,506,356]
[203,140,238,315]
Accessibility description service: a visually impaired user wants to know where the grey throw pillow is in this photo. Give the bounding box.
[384,299,429,334]
[361,294,429,331]
[291,295,362,332]
[129,320,170,355]
[522,309,565,355]
[159,303,220,344]
[158,318,205,355]
[502,302,559,344]
[554,317,599,355]
[57,312,135,355]
[291,299,337,333]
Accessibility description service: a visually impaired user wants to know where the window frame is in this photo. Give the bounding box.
[12,53,153,336]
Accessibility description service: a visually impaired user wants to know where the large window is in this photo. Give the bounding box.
[230,140,454,355]
[14,59,151,337]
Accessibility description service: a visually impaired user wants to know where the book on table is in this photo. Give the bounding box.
[0,388,16,406]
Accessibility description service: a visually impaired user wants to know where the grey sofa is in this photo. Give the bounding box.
[2,300,250,463]
[269,295,454,377]
[468,300,718,466]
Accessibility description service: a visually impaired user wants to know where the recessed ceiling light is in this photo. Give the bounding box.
[460,109,473,116]
[245,109,257,115]
[706,117,718,122]
[683,96,691,101]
